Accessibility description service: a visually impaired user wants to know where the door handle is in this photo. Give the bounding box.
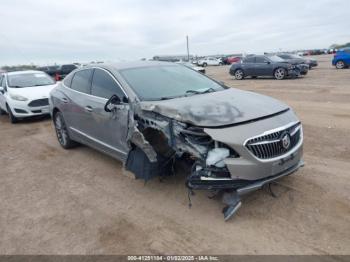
[62,98,68,103]
[85,106,93,112]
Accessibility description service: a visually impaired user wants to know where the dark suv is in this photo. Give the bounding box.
[37,65,60,78]
[230,55,300,80]
[57,64,79,80]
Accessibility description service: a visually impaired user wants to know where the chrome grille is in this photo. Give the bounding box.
[245,122,302,159]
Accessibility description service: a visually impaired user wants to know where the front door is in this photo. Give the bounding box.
[255,56,272,76]
[84,68,130,158]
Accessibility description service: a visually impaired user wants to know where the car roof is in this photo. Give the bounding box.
[83,61,178,71]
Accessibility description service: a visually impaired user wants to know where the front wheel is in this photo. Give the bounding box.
[335,60,345,69]
[6,104,18,124]
[202,63,207,67]
[0,106,5,116]
[274,68,286,80]
[234,69,244,80]
[54,112,78,149]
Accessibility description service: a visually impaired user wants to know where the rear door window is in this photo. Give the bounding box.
[91,68,125,99]
[70,69,93,94]
[63,72,74,88]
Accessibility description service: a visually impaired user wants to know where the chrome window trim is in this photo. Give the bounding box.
[62,66,129,101]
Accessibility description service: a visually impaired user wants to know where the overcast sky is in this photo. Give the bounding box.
[0,0,349,65]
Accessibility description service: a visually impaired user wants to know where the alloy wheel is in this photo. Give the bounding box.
[235,70,244,80]
[55,114,68,146]
[336,61,345,69]
[274,68,285,80]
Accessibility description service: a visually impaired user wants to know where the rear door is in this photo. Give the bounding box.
[83,68,129,157]
[241,56,256,76]
[63,68,94,137]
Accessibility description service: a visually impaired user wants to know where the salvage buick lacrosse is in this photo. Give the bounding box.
[49,61,304,220]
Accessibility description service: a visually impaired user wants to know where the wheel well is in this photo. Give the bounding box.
[274,67,285,73]
[141,127,173,157]
[52,107,60,118]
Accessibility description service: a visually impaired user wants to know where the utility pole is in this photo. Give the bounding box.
[186,35,190,61]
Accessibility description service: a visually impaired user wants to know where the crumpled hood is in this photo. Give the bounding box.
[9,84,57,100]
[140,88,289,127]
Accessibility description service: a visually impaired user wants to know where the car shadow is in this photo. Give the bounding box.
[0,113,51,124]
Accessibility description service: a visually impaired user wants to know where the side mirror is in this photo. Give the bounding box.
[104,95,121,112]
[266,61,271,64]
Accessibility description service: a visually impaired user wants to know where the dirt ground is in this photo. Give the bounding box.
[0,54,349,255]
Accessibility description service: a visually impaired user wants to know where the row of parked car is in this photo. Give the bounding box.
[1,49,348,123]
[37,64,79,81]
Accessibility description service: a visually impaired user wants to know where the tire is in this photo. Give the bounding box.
[6,104,18,124]
[335,60,345,69]
[0,106,5,116]
[53,111,78,149]
[274,67,286,80]
[202,63,207,67]
[251,76,257,79]
[219,62,223,66]
[234,69,244,80]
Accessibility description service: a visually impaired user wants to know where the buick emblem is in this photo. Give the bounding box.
[281,133,291,149]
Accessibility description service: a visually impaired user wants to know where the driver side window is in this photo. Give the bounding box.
[91,68,126,100]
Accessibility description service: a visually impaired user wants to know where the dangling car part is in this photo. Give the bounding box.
[49,61,304,221]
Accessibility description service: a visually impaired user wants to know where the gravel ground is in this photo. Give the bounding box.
[0,54,349,255]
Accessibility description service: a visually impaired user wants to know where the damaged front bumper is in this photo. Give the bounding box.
[187,159,304,193]
[188,110,303,188]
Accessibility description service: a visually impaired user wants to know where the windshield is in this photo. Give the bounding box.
[8,72,55,88]
[120,65,224,101]
[268,55,285,62]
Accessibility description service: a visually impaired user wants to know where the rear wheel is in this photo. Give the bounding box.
[335,60,345,69]
[274,68,286,80]
[234,69,244,80]
[54,111,78,149]
[6,104,18,124]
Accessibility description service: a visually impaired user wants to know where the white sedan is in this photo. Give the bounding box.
[197,57,223,67]
[0,70,57,123]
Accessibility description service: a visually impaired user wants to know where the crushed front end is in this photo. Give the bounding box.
[125,103,304,221]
